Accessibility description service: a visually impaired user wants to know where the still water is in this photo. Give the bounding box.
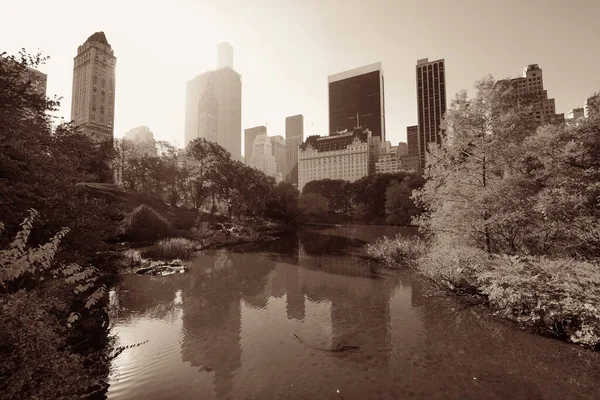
[107,226,600,400]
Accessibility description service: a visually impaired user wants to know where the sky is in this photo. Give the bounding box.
[3,0,599,150]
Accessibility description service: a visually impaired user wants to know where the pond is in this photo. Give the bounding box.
[106,226,600,399]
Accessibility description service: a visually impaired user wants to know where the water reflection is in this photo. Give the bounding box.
[107,226,600,400]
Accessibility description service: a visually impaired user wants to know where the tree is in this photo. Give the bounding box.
[265,182,300,223]
[520,94,600,256]
[0,50,120,259]
[385,179,420,226]
[298,193,329,217]
[302,179,352,212]
[185,138,231,211]
[351,172,424,223]
[411,75,594,256]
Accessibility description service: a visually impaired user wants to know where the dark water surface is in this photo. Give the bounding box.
[107,226,600,400]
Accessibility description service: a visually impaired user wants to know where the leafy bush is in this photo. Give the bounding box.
[415,237,600,348]
[417,237,490,293]
[121,204,171,242]
[478,255,600,347]
[0,210,110,399]
[141,237,196,260]
[366,234,427,268]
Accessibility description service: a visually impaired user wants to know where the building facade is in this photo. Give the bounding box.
[185,43,242,161]
[123,125,157,156]
[496,64,564,125]
[285,114,304,185]
[416,58,447,169]
[398,124,421,172]
[249,134,277,179]
[328,63,385,141]
[406,125,419,156]
[71,32,116,142]
[298,127,374,192]
[375,142,401,174]
[270,135,287,182]
[244,125,266,164]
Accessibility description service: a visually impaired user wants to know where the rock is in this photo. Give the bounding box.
[135,260,187,276]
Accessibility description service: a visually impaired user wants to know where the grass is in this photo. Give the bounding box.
[141,237,196,261]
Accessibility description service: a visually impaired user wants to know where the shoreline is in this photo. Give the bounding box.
[366,236,600,351]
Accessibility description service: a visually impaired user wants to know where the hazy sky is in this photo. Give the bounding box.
[3,0,599,149]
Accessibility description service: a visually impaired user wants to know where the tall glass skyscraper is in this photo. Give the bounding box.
[416,58,447,169]
[328,62,385,142]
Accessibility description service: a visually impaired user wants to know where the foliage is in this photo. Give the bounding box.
[141,237,197,260]
[121,204,171,242]
[0,50,121,263]
[413,76,599,258]
[302,178,352,212]
[298,192,329,217]
[365,234,427,268]
[0,210,110,399]
[265,182,300,223]
[385,178,421,226]
[352,172,424,222]
[370,233,600,348]
[477,255,600,347]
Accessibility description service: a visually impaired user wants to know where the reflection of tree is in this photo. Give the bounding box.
[299,230,368,257]
[180,249,276,399]
[112,274,187,320]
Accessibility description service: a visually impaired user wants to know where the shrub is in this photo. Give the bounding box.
[417,237,489,292]
[121,205,171,242]
[141,237,196,260]
[366,234,427,268]
[478,255,600,347]
[0,210,110,399]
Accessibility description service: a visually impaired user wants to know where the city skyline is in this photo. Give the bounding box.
[3,0,600,147]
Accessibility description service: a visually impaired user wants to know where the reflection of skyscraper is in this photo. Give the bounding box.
[71,32,116,142]
[180,250,276,399]
[185,43,241,160]
[328,63,385,141]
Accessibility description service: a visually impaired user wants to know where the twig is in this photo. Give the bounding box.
[293,334,359,353]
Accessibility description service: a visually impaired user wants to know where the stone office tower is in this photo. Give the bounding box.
[71,32,116,142]
[185,42,242,161]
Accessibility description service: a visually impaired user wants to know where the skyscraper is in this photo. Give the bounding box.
[123,126,156,156]
[270,135,287,182]
[416,58,447,169]
[185,43,242,161]
[249,134,277,179]
[244,125,266,164]
[496,64,564,125]
[285,114,304,185]
[399,124,421,172]
[328,62,385,141]
[71,32,116,142]
[217,42,233,69]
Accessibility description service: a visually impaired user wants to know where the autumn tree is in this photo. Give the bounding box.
[412,76,600,257]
